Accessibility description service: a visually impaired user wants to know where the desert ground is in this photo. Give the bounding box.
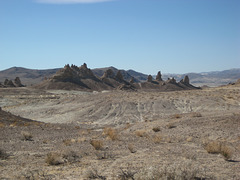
[0,85,240,179]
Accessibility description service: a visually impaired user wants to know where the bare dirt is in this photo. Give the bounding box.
[0,85,239,179]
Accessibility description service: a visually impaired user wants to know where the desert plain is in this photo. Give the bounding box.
[0,83,240,179]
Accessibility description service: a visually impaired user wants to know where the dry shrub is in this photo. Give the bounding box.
[166,123,176,129]
[204,141,221,154]
[77,137,87,143]
[45,152,63,165]
[135,130,148,137]
[103,127,118,141]
[119,168,137,180]
[95,151,116,160]
[152,127,161,132]
[186,137,193,142]
[63,139,73,146]
[220,145,233,160]
[152,134,162,144]
[0,122,5,128]
[128,144,136,153]
[90,139,103,150]
[10,122,18,127]
[204,141,233,160]
[85,168,106,180]
[135,162,209,180]
[75,126,80,129]
[21,131,33,141]
[0,149,8,160]
[173,114,182,119]
[124,123,131,130]
[191,112,202,117]
[62,150,81,163]
[23,122,31,127]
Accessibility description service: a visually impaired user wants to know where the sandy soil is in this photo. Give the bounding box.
[0,85,239,179]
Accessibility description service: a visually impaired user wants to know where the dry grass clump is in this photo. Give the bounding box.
[45,152,63,165]
[63,139,74,146]
[186,137,193,142]
[90,139,104,150]
[152,134,163,144]
[95,151,116,160]
[166,123,176,129]
[128,144,137,153]
[135,162,208,180]
[46,150,80,165]
[118,168,137,180]
[152,127,161,132]
[62,150,81,163]
[85,168,106,180]
[135,130,148,137]
[204,141,233,160]
[21,131,33,141]
[103,127,118,141]
[0,122,5,128]
[191,112,202,117]
[173,114,182,119]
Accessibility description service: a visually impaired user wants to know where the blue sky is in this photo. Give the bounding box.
[0,0,239,74]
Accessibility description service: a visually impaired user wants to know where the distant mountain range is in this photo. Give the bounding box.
[0,66,239,87]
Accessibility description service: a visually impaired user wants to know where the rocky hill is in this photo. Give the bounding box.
[0,67,60,86]
[1,66,239,87]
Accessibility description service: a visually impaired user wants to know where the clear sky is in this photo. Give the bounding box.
[0,0,239,74]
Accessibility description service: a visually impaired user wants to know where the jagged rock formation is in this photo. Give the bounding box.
[134,71,200,91]
[14,77,24,87]
[101,69,131,89]
[147,75,153,82]
[4,79,15,87]
[35,63,133,91]
[1,77,24,88]
[34,64,200,92]
[180,75,190,84]
[166,77,177,84]
[156,71,162,81]
[35,63,111,91]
